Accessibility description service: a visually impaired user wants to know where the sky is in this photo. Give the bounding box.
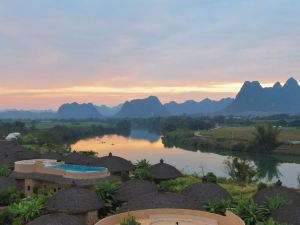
[0,0,300,110]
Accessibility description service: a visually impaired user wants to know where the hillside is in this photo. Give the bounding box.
[56,102,102,119]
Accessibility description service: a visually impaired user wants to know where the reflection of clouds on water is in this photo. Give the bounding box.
[71,130,300,188]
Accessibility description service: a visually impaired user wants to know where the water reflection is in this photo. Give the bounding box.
[71,129,300,188]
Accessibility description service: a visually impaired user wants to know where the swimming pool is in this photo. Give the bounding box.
[47,164,108,173]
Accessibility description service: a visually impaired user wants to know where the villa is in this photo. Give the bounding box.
[10,159,112,196]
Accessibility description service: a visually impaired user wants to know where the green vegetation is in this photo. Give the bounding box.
[0,188,23,206]
[252,124,281,152]
[0,165,11,177]
[204,199,232,216]
[224,157,260,183]
[120,214,141,225]
[93,181,120,215]
[132,159,153,181]
[159,176,199,193]
[202,172,217,183]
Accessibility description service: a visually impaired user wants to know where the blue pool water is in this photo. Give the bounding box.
[47,164,107,173]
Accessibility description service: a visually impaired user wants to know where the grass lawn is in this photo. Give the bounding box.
[197,126,300,143]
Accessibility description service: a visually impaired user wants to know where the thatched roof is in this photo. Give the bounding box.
[11,171,118,187]
[46,187,104,214]
[17,150,41,160]
[0,176,20,192]
[182,182,231,206]
[0,141,26,167]
[40,152,63,161]
[271,201,300,225]
[119,192,201,212]
[115,179,158,202]
[253,185,300,205]
[26,213,86,225]
[64,152,89,165]
[95,152,134,173]
[149,159,182,180]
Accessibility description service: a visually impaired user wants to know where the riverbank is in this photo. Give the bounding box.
[162,126,300,156]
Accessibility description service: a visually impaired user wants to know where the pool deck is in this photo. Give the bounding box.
[13,159,110,180]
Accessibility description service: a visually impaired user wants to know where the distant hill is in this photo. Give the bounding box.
[164,98,234,115]
[56,102,102,119]
[115,96,170,118]
[96,104,123,117]
[0,110,55,119]
[224,77,300,115]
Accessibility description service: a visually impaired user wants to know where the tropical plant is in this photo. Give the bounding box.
[8,195,46,225]
[0,209,14,225]
[263,195,287,215]
[224,157,259,183]
[120,213,141,225]
[0,187,23,206]
[202,172,217,183]
[204,199,232,216]
[233,198,268,225]
[132,159,152,181]
[258,218,291,225]
[159,176,199,193]
[252,124,281,152]
[0,165,11,177]
[257,182,267,190]
[93,181,120,214]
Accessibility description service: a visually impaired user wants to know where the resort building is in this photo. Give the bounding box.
[46,188,104,225]
[149,159,182,181]
[10,159,112,196]
[95,209,245,225]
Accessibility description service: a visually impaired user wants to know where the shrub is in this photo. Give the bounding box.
[233,198,268,225]
[258,218,291,225]
[120,214,141,225]
[132,159,152,181]
[204,199,232,216]
[159,176,199,193]
[203,172,217,183]
[0,165,11,177]
[0,188,23,206]
[257,182,267,190]
[263,195,287,215]
[93,181,120,214]
[0,209,14,225]
[8,195,46,225]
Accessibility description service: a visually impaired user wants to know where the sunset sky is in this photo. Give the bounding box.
[0,0,299,110]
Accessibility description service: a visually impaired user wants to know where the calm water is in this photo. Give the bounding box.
[71,129,300,188]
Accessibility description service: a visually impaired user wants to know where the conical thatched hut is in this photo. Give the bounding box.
[0,176,21,192]
[40,152,63,161]
[115,179,158,203]
[95,153,134,174]
[119,192,200,212]
[17,150,41,160]
[0,141,25,168]
[253,185,300,205]
[182,182,231,206]
[149,159,182,181]
[64,152,90,165]
[46,188,104,225]
[26,213,86,225]
[271,201,300,225]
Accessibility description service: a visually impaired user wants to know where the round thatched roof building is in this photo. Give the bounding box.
[96,153,134,173]
[46,188,104,214]
[253,185,300,205]
[26,213,86,225]
[40,152,63,161]
[271,202,300,225]
[0,176,20,192]
[64,152,89,165]
[149,159,182,180]
[182,182,231,206]
[115,179,158,202]
[17,150,41,160]
[119,192,200,212]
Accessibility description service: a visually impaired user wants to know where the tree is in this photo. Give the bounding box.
[252,124,281,152]
[224,157,260,183]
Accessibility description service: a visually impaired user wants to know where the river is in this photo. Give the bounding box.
[71,129,300,188]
